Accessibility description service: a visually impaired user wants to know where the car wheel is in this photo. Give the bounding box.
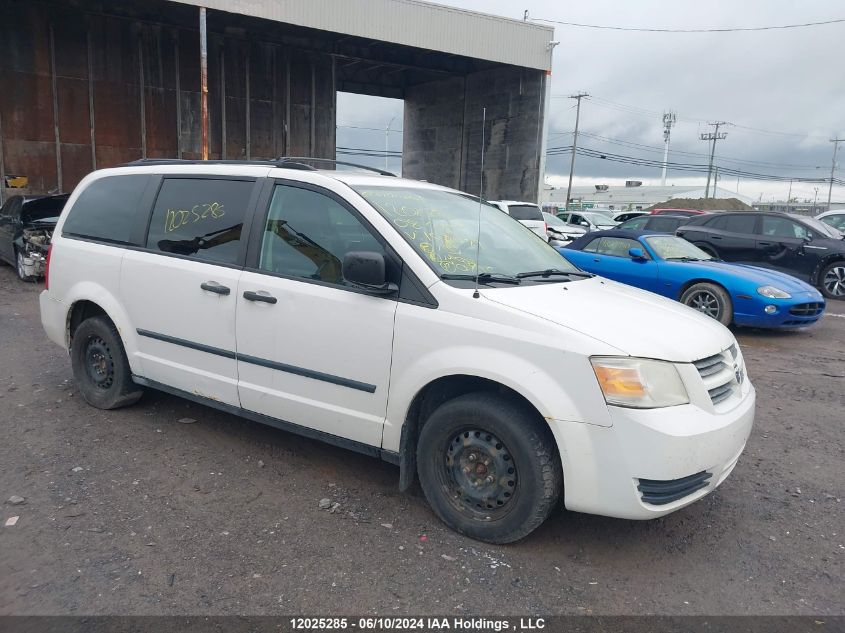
[416,392,562,544]
[681,282,733,326]
[819,261,845,300]
[695,243,719,258]
[15,249,37,282]
[70,316,143,410]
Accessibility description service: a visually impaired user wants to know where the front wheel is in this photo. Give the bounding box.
[416,392,562,544]
[70,316,143,409]
[681,282,733,326]
[819,261,845,300]
[15,249,37,282]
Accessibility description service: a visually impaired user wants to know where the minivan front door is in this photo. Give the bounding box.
[235,182,397,447]
[121,176,261,407]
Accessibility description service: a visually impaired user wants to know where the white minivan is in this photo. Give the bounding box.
[40,160,755,543]
[490,201,548,240]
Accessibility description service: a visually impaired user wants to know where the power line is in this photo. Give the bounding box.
[529,16,845,33]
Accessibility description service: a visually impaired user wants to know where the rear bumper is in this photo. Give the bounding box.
[550,385,755,520]
[39,290,67,350]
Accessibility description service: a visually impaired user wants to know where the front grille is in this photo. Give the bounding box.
[789,302,825,317]
[638,471,712,505]
[694,348,741,407]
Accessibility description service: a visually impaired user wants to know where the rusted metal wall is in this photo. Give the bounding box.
[0,0,336,200]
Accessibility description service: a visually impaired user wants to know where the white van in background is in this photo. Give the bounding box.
[490,201,548,240]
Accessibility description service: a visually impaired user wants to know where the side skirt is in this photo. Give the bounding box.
[131,375,400,466]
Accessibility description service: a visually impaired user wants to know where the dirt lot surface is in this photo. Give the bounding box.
[0,265,842,616]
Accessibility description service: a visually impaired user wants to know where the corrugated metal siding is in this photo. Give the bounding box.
[168,0,555,70]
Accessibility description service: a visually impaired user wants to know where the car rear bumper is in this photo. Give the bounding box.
[40,290,67,350]
[549,385,755,520]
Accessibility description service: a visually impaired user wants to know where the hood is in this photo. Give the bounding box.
[482,277,734,363]
[690,261,821,295]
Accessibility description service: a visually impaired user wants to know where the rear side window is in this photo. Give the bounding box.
[724,215,757,234]
[705,216,728,229]
[507,204,543,221]
[145,178,254,265]
[620,216,649,230]
[649,217,682,232]
[62,175,149,243]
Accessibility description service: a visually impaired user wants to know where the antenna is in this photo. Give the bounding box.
[473,108,486,299]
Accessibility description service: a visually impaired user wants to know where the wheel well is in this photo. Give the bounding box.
[815,257,845,286]
[397,375,551,491]
[677,278,729,301]
[67,300,108,347]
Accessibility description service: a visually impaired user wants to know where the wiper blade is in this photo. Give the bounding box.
[440,272,521,285]
[516,268,594,279]
[665,256,703,262]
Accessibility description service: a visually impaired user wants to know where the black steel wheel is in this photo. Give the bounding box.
[819,261,845,300]
[417,392,562,544]
[681,282,733,326]
[71,315,143,410]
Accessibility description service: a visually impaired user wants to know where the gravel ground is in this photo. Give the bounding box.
[0,265,842,616]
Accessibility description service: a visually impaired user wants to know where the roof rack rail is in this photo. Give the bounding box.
[121,158,317,170]
[276,157,396,177]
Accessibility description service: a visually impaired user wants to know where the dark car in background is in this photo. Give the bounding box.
[0,194,68,281]
[677,211,845,299]
[650,208,708,217]
[617,213,699,233]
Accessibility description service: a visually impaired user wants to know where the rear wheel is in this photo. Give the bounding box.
[681,282,733,326]
[416,392,562,544]
[70,316,143,409]
[819,261,845,300]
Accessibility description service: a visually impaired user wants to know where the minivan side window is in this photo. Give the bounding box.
[258,184,384,286]
[507,204,543,221]
[63,175,149,244]
[145,178,254,265]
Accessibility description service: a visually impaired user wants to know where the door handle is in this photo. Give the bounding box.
[243,290,277,304]
[200,281,230,295]
[757,241,774,247]
[593,258,600,262]
[711,235,723,240]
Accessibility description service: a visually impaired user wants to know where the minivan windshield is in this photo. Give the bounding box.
[354,185,579,281]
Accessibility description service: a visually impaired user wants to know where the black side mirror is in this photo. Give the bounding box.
[342,251,397,295]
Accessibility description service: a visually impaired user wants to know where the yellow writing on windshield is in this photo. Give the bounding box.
[164,202,226,233]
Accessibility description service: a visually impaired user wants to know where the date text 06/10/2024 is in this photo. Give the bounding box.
[289,617,547,631]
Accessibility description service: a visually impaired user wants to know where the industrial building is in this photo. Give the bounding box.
[0,0,554,203]
[542,183,755,211]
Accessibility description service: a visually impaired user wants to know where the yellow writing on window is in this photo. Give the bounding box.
[164,202,226,233]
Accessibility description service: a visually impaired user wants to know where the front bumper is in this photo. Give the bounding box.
[549,385,755,520]
[733,292,825,329]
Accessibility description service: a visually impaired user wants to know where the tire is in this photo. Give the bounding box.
[15,248,37,282]
[70,316,143,410]
[680,282,733,326]
[694,243,719,258]
[819,261,845,300]
[416,392,562,544]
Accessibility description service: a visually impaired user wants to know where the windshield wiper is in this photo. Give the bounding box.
[516,268,594,279]
[440,272,521,285]
[665,256,704,262]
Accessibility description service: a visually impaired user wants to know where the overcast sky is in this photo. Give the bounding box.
[337,0,844,204]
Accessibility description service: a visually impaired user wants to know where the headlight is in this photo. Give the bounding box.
[591,357,689,409]
[757,285,791,299]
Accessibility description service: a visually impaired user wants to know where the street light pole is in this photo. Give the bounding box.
[564,93,588,211]
[385,116,397,172]
[828,138,843,212]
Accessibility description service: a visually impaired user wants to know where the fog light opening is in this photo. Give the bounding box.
[764,305,777,314]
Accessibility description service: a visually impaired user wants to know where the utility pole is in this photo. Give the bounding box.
[564,93,589,211]
[700,121,728,198]
[661,111,676,186]
[385,115,397,172]
[828,138,843,212]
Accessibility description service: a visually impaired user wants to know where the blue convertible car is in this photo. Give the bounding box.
[561,230,826,328]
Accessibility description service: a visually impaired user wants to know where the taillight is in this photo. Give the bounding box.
[544,222,548,232]
[45,244,52,290]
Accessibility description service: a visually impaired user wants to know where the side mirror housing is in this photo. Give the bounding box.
[629,247,647,260]
[342,251,397,295]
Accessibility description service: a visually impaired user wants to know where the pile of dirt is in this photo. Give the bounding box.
[647,197,752,211]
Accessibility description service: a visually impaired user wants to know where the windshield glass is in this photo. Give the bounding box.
[543,212,567,227]
[22,195,68,223]
[802,215,842,239]
[583,212,616,225]
[645,235,712,260]
[354,186,578,278]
